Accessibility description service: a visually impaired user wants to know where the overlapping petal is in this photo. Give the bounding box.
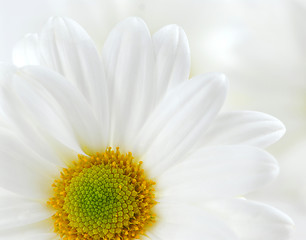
[13,33,40,66]
[13,17,109,140]
[0,194,52,231]
[102,17,156,147]
[0,219,56,240]
[0,129,57,199]
[153,24,190,100]
[158,145,279,200]
[4,65,105,155]
[203,199,294,240]
[137,73,228,177]
[0,65,71,166]
[200,111,286,148]
[150,203,238,240]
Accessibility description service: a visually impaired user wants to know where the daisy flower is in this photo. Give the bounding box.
[0,17,293,240]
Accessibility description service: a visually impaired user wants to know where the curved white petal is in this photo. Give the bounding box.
[0,193,53,231]
[0,64,80,165]
[13,17,109,135]
[11,69,80,149]
[24,233,58,240]
[153,24,190,100]
[0,219,55,240]
[15,66,106,154]
[12,33,41,67]
[102,17,156,147]
[0,129,57,199]
[141,235,156,240]
[136,73,228,177]
[203,199,294,240]
[158,145,279,201]
[200,111,286,148]
[0,189,54,230]
[0,64,17,123]
[148,203,237,240]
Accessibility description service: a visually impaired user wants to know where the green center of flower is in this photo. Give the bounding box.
[64,165,140,237]
[48,147,156,240]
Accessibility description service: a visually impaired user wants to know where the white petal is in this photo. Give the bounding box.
[0,128,57,199]
[141,235,156,240]
[149,203,237,240]
[102,17,156,147]
[0,219,55,240]
[136,73,228,177]
[0,193,53,231]
[200,111,286,148]
[12,33,41,67]
[0,64,78,165]
[16,66,106,154]
[0,64,17,123]
[13,17,109,134]
[11,69,80,149]
[24,233,58,240]
[203,199,294,240]
[0,63,17,84]
[158,145,279,199]
[153,25,190,100]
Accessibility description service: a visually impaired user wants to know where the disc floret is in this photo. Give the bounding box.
[48,147,156,240]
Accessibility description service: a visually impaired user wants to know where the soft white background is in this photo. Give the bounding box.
[0,0,305,239]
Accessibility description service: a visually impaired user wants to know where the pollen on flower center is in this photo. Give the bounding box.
[47,147,156,240]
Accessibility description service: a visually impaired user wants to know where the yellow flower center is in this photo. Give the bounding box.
[47,147,156,240]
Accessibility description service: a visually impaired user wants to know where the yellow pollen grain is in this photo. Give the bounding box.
[47,147,156,240]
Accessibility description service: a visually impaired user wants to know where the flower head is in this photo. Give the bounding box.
[0,17,294,239]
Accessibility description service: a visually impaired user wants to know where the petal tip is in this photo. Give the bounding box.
[47,16,64,25]
[258,112,287,143]
[276,118,286,137]
[271,157,280,179]
[161,24,181,33]
[120,16,147,29]
[45,16,79,31]
[163,24,188,42]
[216,72,229,90]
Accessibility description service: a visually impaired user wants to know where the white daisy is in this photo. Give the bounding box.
[0,17,293,240]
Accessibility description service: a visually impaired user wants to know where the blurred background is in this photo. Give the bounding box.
[0,0,305,239]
